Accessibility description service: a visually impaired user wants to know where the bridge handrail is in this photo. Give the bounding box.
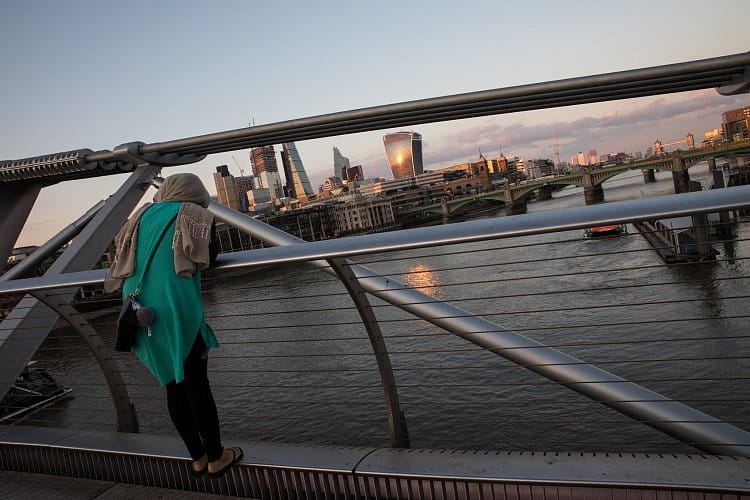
[1,52,749,183]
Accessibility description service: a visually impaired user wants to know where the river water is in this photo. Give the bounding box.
[24,164,750,453]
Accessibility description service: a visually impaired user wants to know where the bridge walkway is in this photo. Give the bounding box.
[2,52,750,497]
[0,470,236,499]
[2,425,748,498]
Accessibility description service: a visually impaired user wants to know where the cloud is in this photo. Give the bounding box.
[308,90,748,185]
[421,90,748,166]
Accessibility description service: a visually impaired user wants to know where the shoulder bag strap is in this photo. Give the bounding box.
[131,211,179,298]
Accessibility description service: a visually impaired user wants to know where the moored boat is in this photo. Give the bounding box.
[0,362,72,422]
[584,224,627,238]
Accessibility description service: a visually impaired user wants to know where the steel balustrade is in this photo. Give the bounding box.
[0,51,749,495]
[1,184,749,455]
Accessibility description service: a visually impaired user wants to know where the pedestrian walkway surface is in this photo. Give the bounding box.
[0,470,247,499]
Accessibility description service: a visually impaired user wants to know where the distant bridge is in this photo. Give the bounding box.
[401,138,750,217]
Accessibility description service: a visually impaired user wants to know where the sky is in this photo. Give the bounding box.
[1,0,749,246]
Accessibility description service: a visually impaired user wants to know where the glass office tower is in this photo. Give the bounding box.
[383,132,423,179]
[281,142,314,199]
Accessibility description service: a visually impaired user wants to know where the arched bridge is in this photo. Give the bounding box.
[402,139,750,217]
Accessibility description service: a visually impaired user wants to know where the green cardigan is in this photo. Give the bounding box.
[122,201,219,385]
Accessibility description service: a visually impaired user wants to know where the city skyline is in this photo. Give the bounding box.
[2,1,749,246]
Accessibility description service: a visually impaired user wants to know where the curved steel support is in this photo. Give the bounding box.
[0,165,161,404]
[30,290,138,433]
[327,257,409,448]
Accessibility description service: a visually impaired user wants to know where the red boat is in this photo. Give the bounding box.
[584,224,627,238]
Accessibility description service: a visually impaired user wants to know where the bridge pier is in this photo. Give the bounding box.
[505,199,527,215]
[537,185,552,201]
[672,157,691,194]
[441,197,450,223]
[642,169,656,183]
[582,166,604,205]
[708,158,732,238]
[584,185,604,205]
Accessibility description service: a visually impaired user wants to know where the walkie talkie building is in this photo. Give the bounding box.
[383,131,423,179]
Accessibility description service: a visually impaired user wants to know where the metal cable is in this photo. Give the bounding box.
[8,404,745,425]
[22,395,750,405]
[352,221,750,266]
[200,293,750,325]
[202,258,750,305]
[350,252,750,281]
[214,333,750,348]
[353,255,750,292]
[10,257,748,326]
[199,275,750,316]
[203,229,750,281]
[386,294,750,320]
[209,313,750,332]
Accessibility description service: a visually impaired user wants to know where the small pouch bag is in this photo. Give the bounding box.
[114,213,176,352]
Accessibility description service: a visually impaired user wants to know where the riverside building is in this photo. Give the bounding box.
[524,159,556,179]
[331,195,396,235]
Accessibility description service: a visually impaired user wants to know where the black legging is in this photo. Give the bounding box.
[165,334,223,462]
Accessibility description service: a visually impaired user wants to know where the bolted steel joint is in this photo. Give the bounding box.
[113,141,206,168]
[717,64,750,96]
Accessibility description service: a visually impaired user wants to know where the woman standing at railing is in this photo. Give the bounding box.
[105,173,242,478]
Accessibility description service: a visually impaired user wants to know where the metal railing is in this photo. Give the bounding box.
[1,52,749,496]
[1,52,749,184]
[2,184,749,457]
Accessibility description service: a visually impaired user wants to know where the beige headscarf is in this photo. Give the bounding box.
[104,173,214,293]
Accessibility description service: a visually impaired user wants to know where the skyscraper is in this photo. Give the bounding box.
[234,175,254,212]
[383,132,423,179]
[249,146,282,199]
[250,146,278,177]
[576,151,587,166]
[281,142,314,200]
[721,105,750,141]
[258,170,283,199]
[333,146,351,180]
[213,165,241,210]
[588,149,598,165]
[343,165,364,182]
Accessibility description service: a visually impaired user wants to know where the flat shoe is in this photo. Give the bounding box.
[191,465,207,478]
[208,447,243,479]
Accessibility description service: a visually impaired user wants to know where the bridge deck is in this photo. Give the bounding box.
[2,425,748,498]
[0,470,237,499]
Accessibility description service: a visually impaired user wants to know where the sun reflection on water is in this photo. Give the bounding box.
[402,263,444,299]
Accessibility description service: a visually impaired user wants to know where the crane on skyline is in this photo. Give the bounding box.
[231,154,245,177]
